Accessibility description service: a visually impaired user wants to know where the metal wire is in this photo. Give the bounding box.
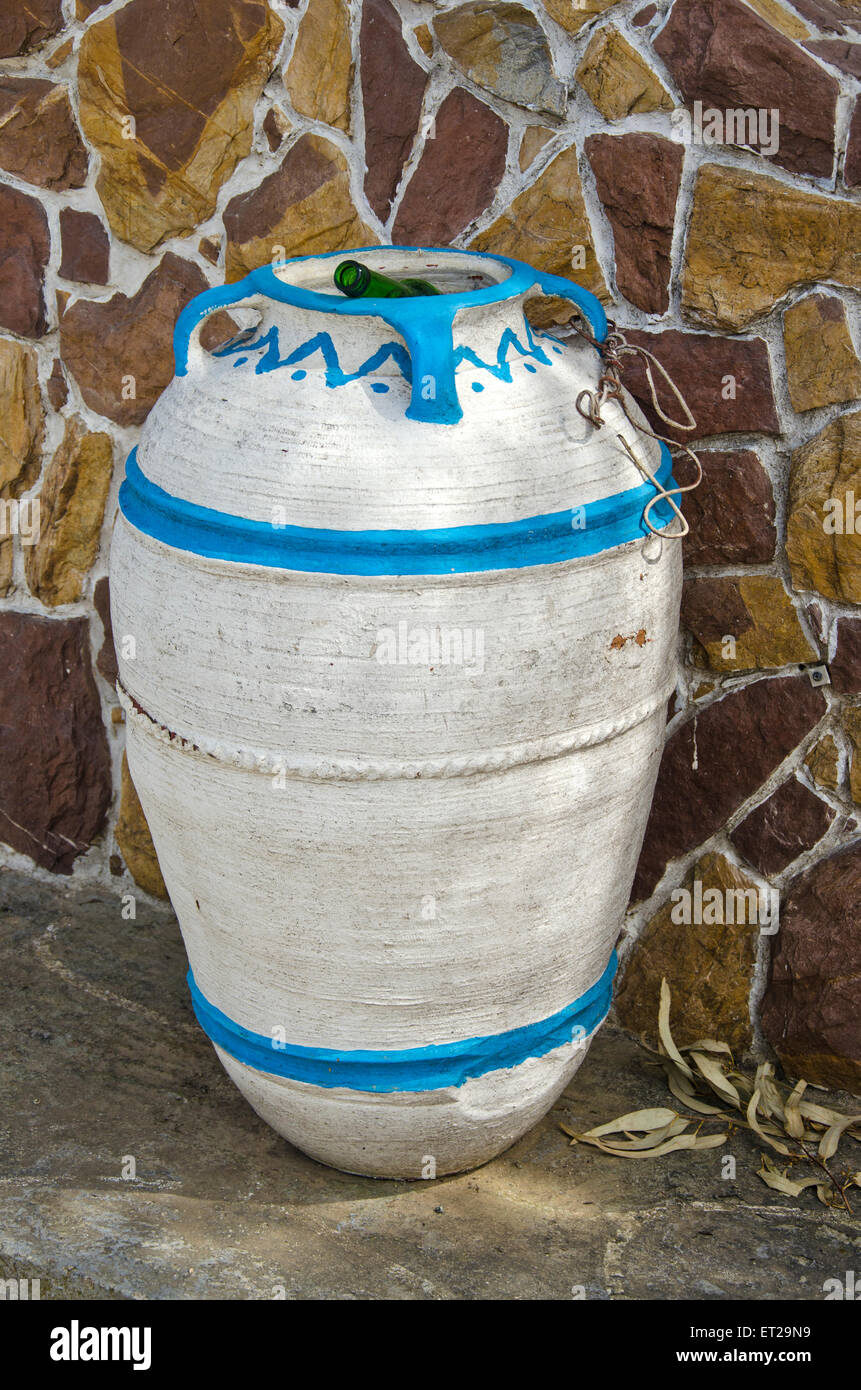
[569,316,703,539]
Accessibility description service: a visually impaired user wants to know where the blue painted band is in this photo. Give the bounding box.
[119,444,677,575]
[187,951,617,1093]
[172,247,608,425]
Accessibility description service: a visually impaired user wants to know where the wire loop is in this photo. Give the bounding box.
[568,314,703,540]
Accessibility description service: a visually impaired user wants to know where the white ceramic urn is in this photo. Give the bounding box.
[110,247,682,1178]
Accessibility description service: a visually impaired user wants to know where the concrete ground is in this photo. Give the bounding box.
[1,866,858,1301]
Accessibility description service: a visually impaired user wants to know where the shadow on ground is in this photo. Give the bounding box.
[1,867,858,1300]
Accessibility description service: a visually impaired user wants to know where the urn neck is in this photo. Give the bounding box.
[173,247,608,425]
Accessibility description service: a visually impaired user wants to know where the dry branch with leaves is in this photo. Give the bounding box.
[561,980,861,1212]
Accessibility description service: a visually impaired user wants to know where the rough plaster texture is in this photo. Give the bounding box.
[0,0,860,1093]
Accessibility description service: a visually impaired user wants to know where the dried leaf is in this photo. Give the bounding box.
[818,1114,861,1161]
[799,1099,861,1136]
[663,1061,727,1116]
[680,1038,734,1058]
[583,1131,727,1159]
[758,1155,821,1197]
[563,978,857,1203]
[754,1062,785,1122]
[734,1113,791,1140]
[588,1118,691,1151]
[583,1107,678,1139]
[747,1088,794,1156]
[784,1079,807,1140]
[691,1051,742,1107]
[727,1068,755,1097]
[658,979,693,1079]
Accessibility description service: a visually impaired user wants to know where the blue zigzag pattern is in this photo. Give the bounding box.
[213,316,561,391]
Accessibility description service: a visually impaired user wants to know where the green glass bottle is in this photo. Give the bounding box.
[334,259,441,299]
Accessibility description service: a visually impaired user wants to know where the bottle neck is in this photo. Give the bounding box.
[333,260,440,300]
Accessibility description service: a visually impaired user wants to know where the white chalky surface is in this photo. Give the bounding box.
[112,250,682,1176]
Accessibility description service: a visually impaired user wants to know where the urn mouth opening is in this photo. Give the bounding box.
[250,246,546,319]
[272,247,512,301]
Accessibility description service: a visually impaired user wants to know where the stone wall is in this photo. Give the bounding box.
[1,0,860,1092]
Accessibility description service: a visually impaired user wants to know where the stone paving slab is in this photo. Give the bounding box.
[1,867,858,1301]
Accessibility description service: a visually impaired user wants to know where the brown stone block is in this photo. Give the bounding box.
[25,417,113,607]
[0,0,64,57]
[682,575,816,672]
[783,294,861,413]
[618,329,779,440]
[632,675,826,901]
[198,236,221,267]
[585,132,683,315]
[791,0,861,29]
[60,253,222,427]
[682,451,775,567]
[59,209,110,286]
[761,843,861,1093]
[682,164,861,332]
[786,410,861,603]
[360,0,427,221]
[0,79,88,190]
[393,89,508,246]
[0,612,111,874]
[0,185,49,339]
[46,358,68,412]
[224,134,378,283]
[730,777,835,876]
[617,851,760,1052]
[262,107,290,153]
[805,40,861,77]
[78,0,285,252]
[829,617,861,694]
[654,0,838,178]
[93,575,118,688]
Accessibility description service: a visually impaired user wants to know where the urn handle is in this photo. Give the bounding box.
[173,274,265,376]
[369,269,608,425]
[530,270,608,344]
